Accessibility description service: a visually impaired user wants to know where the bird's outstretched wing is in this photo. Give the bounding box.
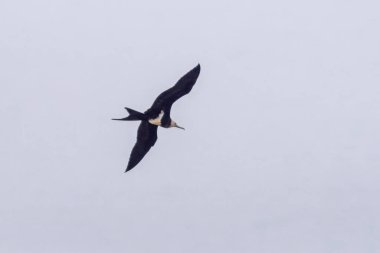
[126,121,158,172]
[147,64,201,118]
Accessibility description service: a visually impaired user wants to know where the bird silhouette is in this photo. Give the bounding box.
[113,64,201,172]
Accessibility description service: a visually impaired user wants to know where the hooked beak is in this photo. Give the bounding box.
[175,125,185,130]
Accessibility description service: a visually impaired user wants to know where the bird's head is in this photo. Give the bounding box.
[170,120,185,130]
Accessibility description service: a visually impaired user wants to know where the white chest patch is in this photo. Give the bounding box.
[148,111,164,126]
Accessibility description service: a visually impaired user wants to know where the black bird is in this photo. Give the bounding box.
[113,64,201,172]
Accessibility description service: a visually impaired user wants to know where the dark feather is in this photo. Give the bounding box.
[126,121,158,172]
[145,64,201,121]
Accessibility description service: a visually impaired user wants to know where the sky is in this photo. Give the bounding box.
[0,0,379,252]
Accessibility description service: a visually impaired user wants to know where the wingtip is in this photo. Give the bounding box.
[192,63,201,74]
[125,164,134,172]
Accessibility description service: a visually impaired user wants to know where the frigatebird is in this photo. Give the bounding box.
[113,64,201,172]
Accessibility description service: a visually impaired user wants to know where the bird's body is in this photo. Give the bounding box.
[148,111,164,126]
[113,64,201,172]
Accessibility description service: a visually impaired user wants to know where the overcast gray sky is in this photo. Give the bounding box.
[1,0,379,252]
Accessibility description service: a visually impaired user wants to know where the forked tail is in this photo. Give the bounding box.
[112,107,147,121]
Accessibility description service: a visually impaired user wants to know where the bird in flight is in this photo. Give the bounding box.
[113,64,201,172]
